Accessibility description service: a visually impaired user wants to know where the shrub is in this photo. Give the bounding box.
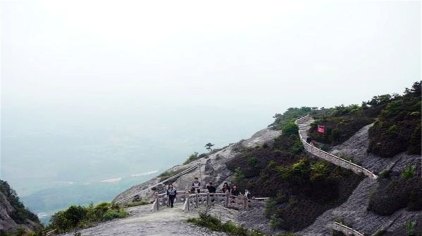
[309,114,374,146]
[282,122,299,137]
[102,209,128,221]
[368,177,422,215]
[401,165,416,179]
[48,202,127,233]
[368,81,421,157]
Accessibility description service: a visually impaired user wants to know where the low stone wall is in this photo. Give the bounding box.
[295,115,377,179]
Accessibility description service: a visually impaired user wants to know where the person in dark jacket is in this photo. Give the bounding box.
[167,184,177,208]
[206,182,216,193]
[207,182,216,203]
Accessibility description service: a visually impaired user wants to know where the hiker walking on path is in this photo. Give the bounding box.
[191,177,201,193]
[167,184,177,208]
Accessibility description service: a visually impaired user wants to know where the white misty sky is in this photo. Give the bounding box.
[2,0,420,112]
[0,0,420,191]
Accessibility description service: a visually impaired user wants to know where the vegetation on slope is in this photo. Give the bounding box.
[0,180,42,236]
[308,104,375,146]
[307,81,421,158]
[0,180,40,226]
[368,81,421,157]
[368,164,422,216]
[227,81,421,231]
[227,109,363,231]
[47,202,127,233]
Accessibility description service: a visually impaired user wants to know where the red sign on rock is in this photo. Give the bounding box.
[317,125,325,134]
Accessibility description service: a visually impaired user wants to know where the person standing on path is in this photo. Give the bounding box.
[191,177,201,193]
[167,184,177,208]
[222,182,230,193]
[206,182,217,203]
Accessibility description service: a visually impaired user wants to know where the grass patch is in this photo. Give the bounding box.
[47,202,128,233]
[124,199,150,208]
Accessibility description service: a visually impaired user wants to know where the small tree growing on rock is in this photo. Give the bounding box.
[205,143,214,152]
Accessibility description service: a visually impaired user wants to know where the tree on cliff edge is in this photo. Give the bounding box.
[205,143,214,152]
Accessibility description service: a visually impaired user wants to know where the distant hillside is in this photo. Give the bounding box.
[0,180,42,235]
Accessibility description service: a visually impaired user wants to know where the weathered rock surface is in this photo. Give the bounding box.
[299,123,422,236]
[0,191,18,232]
[331,124,421,175]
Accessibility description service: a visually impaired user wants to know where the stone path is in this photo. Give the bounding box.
[62,204,226,236]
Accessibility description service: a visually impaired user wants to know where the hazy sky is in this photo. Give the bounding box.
[2,0,420,111]
[0,1,420,193]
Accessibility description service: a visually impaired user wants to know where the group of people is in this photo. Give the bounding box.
[165,177,251,208]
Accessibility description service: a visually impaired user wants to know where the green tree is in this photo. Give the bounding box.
[205,143,214,152]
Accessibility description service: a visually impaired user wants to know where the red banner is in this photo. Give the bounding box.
[317,125,325,134]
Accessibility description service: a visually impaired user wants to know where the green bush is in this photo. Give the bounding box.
[401,165,416,179]
[48,202,127,233]
[309,113,374,146]
[102,209,128,221]
[281,122,299,137]
[368,177,422,215]
[368,81,421,157]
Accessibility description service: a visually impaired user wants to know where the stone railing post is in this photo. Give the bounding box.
[151,192,159,212]
[183,193,190,212]
[225,191,230,207]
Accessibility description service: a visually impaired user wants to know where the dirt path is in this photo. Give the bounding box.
[62,204,227,236]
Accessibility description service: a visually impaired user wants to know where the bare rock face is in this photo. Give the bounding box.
[0,191,18,232]
[113,128,282,204]
[331,124,421,175]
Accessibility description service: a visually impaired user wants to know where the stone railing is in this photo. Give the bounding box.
[295,115,378,180]
[151,191,256,212]
[332,222,365,236]
[114,164,200,205]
